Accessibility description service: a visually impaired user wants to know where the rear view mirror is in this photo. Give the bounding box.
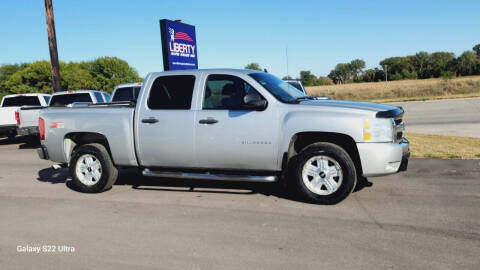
[243,93,267,111]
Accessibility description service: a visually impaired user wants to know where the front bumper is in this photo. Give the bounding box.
[17,126,39,136]
[37,145,49,160]
[356,138,410,177]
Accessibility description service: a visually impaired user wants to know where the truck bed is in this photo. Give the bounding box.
[39,102,137,166]
[18,106,45,129]
[0,107,18,127]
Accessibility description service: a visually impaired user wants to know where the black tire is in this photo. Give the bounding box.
[69,143,118,193]
[292,142,357,204]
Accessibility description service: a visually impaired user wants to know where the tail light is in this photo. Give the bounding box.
[15,111,20,125]
[39,117,45,141]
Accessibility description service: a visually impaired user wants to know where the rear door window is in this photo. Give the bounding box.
[94,92,105,103]
[43,96,51,105]
[133,87,141,100]
[147,75,195,110]
[112,87,134,102]
[102,93,111,102]
[1,96,41,107]
[49,93,93,107]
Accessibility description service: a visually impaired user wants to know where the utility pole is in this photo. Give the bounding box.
[385,64,388,82]
[44,0,61,92]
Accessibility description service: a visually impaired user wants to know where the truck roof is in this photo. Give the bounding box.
[147,68,263,77]
[2,93,51,98]
[114,82,142,89]
[51,90,106,96]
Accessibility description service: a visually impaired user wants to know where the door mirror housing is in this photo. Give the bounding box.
[243,93,267,111]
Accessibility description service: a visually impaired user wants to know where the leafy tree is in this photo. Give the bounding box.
[0,63,29,91]
[426,52,456,77]
[327,59,365,83]
[362,69,377,82]
[4,60,53,93]
[328,63,352,83]
[0,57,140,96]
[349,59,366,81]
[244,63,262,71]
[380,57,417,80]
[411,52,430,79]
[300,70,317,86]
[456,51,478,76]
[473,44,480,57]
[316,76,333,85]
[62,62,101,90]
[282,75,293,80]
[89,57,141,92]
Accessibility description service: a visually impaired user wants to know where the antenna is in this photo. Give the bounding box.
[286,46,289,79]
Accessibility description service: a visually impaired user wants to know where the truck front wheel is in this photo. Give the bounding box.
[69,143,118,193]
[292,142,357,204]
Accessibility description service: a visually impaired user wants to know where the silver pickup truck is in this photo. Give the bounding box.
[37,69,409,204]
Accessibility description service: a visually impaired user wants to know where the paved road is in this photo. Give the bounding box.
[0,138,479,269]
[391,98,480,137]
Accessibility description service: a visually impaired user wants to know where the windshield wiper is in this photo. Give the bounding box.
[287,96,315,103]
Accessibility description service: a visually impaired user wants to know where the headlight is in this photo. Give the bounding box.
[363,118,393,142]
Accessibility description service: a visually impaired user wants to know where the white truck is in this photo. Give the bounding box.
[0,94,51,140]
[111,82,142,102]
[284,79,331,100]
[38,69,409,204]
[16,90,109,137]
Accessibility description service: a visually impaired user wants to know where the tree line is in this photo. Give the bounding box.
[246,43,480,86]
[0,57,141,98]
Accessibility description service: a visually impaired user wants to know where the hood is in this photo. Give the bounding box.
[299,99,403,117]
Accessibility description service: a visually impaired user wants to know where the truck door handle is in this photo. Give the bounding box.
[199,118,218,124]
[142,117,159,124]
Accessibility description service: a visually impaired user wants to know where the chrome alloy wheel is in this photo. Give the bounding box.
[75,154,102,186]
[301,155,343,195]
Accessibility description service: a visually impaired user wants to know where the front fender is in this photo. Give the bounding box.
[276,110,366,168]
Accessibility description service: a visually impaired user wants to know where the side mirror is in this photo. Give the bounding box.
[243,93,267,111]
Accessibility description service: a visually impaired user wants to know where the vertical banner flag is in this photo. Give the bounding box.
[160,19,198,70]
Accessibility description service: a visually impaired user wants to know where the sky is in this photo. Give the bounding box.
[0,0,479,78]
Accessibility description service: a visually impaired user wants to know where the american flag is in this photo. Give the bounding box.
[174,32,193,42]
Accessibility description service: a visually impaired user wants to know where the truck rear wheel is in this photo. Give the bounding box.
[69,143,118,193]
[292,142,357,204]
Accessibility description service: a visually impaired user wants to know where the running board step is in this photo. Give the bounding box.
[142,169,277,183]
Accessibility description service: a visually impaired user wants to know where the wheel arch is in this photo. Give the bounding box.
[64,132,114,165]
[284,132,363,176]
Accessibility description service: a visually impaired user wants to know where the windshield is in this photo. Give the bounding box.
[249,73,307,103]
